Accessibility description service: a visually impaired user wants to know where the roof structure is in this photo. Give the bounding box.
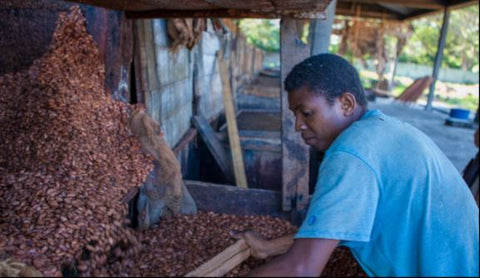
[70,0,333,19]
[66,0,478,20]
[336,0,479,21]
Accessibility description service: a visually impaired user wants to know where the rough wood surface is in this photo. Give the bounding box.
[280,19,311,211]
[219,54,248,188]
[192,115,235,184]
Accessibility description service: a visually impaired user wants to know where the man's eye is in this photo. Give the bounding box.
[302,111,312,117]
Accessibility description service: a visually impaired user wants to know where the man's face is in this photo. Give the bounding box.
[288,86,349,151]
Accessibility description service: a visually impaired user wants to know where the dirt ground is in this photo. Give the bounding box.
[369,98,478,172]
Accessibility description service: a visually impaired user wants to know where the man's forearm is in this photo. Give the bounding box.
[245,234,296,277]
[246,250,298,277]
[245,237,339,277]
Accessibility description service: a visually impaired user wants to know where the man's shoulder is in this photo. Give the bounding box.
[329,110,397,153]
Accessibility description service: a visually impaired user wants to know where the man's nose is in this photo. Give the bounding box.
[295,117,305,132]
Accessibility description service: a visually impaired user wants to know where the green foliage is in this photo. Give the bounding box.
[399,5,479,71]
[238,19,280,52]
[237,5,479,73]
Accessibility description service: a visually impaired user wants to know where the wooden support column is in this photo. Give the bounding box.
[389,40,400,91]
[280,19,311,212]
[133,20,148,104]
[219,52,248,188]
[310,0,337,55]
[142,19,159,115]
[426,7,450,111]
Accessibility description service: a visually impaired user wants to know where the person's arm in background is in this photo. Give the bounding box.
[232,231,338,277]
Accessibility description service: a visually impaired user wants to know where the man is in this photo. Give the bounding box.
[232,54,479,277]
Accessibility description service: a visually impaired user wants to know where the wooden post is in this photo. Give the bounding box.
[134,20,149,104]
[426,7,450,111]
[389,39,400,91]
[142,19,159,115]
[310,0,337,55]
[280,19,311,211]
[351,5,361,62]
[218,52,248,188]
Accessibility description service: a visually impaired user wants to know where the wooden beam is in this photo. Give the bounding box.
[336,2,403,20]
[280,19,310,212]
[173,128,197,155]
[126,9,327,19]
[133,20,148,104]
[192,115,236,184]
[218,52,249,188]
[336,8,401,20]
[142,19,158,115]
[348,0,445,9]
[184,180,292,220]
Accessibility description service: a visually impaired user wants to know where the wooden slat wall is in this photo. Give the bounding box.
[134,19,193,148]
[134,18,264,148]
[195,20,224,121]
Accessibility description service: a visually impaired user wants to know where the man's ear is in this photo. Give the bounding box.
[338,93,357,116]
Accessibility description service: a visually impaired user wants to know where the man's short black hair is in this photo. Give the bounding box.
[284,54,367,107]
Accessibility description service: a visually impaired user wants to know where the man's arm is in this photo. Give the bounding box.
[246,238,339,277]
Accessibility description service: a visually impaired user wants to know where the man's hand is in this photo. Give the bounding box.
[229,230,271,259]
[230,230,339,277]
[229,230,294,259]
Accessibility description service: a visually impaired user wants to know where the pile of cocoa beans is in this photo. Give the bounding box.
[124,212,365,277]
[0,6,153,276]
[127,212,297,277]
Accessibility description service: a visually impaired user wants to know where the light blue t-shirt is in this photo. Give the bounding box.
[295,109,479,277]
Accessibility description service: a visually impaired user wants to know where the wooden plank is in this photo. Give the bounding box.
[184,180,292,221]
[205,247,250,277]
[133,20,148,104]
[280,19,311,212]
[125,9,328,19]
[185,239,250,277]
[143,19,158,92]
[192,115,235,184]
[141,19,158,113]
[218,54,249,188]
[173,128,197,155]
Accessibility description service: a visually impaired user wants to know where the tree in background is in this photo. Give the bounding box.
[238,19,280,52]
[399,4,479,72]
[237,4,479,74]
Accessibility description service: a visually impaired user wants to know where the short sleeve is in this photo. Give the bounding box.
[295,151,380,242]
